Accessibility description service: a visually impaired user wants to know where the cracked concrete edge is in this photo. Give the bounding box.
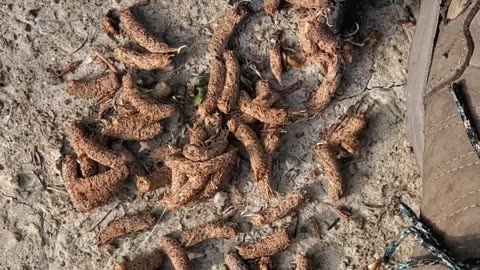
[406,0,441,176]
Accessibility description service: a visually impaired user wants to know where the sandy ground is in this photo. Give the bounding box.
[0,0,421,269]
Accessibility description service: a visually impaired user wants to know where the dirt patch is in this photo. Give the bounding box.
[0,0,420,269]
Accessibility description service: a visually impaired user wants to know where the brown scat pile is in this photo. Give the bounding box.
[227,119,273,198]
[264,0,281,15]
[170,171,189,193]
[208,5,249,57]
[314,141,343,202]
[285,0,332,10]
[97,213,155,246]
[161,149,237,209]
[77,154,97,178]
[235,228,290,260]
[164,149,237,176]
[188,121,209,145]
[101,9,120,38]
[114,250,163,270]
[224,251,248,270]
[119,6,178,54]
[327,113,367,154]
[217,51,240,114]
[238,91,289,127]
[258,256,273,270]
[102,73,176,141]
[198,57,226,119]
[283,52,304,69]
[64,122,130,211]
[251,190,306,226]
[63,155,129,212]
[197,150,237,199]
[298,12,348,113]
[136,167,172,193]
[161,174,211,210]
[203,114,224,136]
[158,236,189,270]
[102,113,164,141]
[114,47,172,71]
[67,122,124,167]
[295,254,312,270]
[269,43,283,85]
[179,221,237,247]
[122,73,177,120]
[182,129,229,162]
[66,72,120,100]
[261,126,283,169]
[307,57,343,112]
[254,80,281,107]
[58,1,368,268]
[149,145,181,163]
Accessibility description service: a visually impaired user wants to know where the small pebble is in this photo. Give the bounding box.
[213,191,228,209]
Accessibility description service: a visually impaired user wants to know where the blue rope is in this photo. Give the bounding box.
[376,202,478,270]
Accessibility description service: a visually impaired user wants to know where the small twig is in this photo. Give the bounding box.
[94,51,118,74]
[245,60,263,79]
[46,186,68,195]
[56,60,82,77]
[326,218,340,230]
[133,208,167,254]
[87,203,118,232]
[69,34,89,55]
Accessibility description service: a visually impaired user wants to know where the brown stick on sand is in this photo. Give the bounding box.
[327,113,367,154]
[314,141,343,202]
[161,174,211,210]
[119,6,179,53]
[285,0,332,10]
[114,249,163,270]
[67,122,125,168]
[307,57,343,113]
[253,80,281,107]
[269,43,283,85]
[114,46,172,71]
[208,5,249,57]
[180,221,237,247]
[164,148,238,176]
[197,57,226,119]
[198,152,237,200]
[217,51,240,114]
[224,251,248,270]
[238,91,289,126]
[97,213,155,246]
[235,228,290,259]
[67,72,120,100]
[227,119,273,198]
[122,73,177,120]
[158,236,189,270]
[251,190,306,226]
[102,113,164,141]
